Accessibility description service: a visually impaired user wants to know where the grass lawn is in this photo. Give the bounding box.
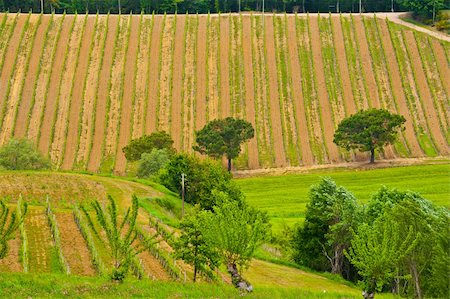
[236,163,450,232]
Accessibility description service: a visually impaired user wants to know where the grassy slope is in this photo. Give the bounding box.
[236,162,450,232]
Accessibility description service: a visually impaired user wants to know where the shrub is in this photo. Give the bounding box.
[0,139,51,170]
[137,148,170,178]
[122,131,175,162]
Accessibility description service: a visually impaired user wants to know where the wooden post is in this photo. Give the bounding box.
[181,173,185,218]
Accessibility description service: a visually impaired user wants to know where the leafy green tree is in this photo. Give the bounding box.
[194,117,254,171]
[0,138,51,170]
[0,200,27,259]
[122,131,175,162]
[333,109,405,163]
[159,154,243,210]
[345,215,420,299]
[81,195,151,281]
[292,178,360,276]
[395,0,444,18]
[137,148,170,178]
[199,191,270,291]
[174,211,220,282]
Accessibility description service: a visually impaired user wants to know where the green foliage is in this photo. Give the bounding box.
[0,139,50,170]
[333,109,406,163]
[122,131,175,162]
[292,178,360,276]
[345,216,420,297]
[137,148,170,178]
[396,0,444,18]
[159,154,243,210]
[193,117,254,171]
[0,199,27,259]
[173,211,220,282]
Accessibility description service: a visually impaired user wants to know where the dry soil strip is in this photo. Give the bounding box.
[62,16,96,170]
[309,16,341,163]
[241,16,259,169]
[431,39,450,98]
[0,15,26,124]
[331,16,356,115]
[404,31,449,155]
[137,246,170,280]
[114,15,141,175]
[38,15,74,155]
[55,212,96,276]
[378,20,423,157]
[170,15,186,151]
[352,16,380,108]
[195,16,207,132]
[265,16,287,167]
[13,16,50,138]
[286,16,313,166]
[219,15,231,118]
[0,232,21,272]
[145,15,162,135]
[87,16,118,172]
[207,16,220,121]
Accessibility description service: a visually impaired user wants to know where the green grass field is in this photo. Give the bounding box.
[236,163,450,232]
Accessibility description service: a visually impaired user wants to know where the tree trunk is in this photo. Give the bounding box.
[227,158,232,172]
[331,246,343,274]
[193,265,197,282]
[362,291,375,299]
[410,262,422,299]
[227,263,253,292]
[370,148,375,163]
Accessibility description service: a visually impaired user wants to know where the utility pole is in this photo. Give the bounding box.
[359,0,362,14]
[118,0,121,14]
[391,0,394,12]
[239,0,241,12]
[181,173,185,218]
[433,0,436,23]
[337,0,340,13]
[262,0,265,27]
[41,0,44,13]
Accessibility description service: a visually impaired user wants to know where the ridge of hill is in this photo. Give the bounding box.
[0,12,448,174]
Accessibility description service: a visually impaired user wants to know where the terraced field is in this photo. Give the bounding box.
[0,12,448,173]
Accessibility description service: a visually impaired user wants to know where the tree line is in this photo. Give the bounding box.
[1,0,410,14]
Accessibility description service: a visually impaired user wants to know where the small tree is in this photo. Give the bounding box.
[333,109,405,163]
[395,0,444,19]
[122,131,175,162]
[137,149,170,178]
[0,139,50,170]
[193,117,254,171]
[81,195,150,281]
[0,200,27,259]
[174,212,220,282]
[199,191,269,291]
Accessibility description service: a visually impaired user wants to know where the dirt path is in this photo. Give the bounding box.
[87,16,118,172]
[75,16,108,166]
[378,20,423,157]
[114,15,140,175]
[145,15,162,135]
[61,16,95,170]
[195,16,207,132]
[241,16,259,169]
[170,15,186,151]
[309,16,340,163]
[38,15,74,155]
[286,16,313,166]
[352,16,380,109]
[14,16,50,139]
[0,231,21,272]
[219,15,231,118]
[0,14,39,143]
[404,31,449,155]
[55,212,96,276]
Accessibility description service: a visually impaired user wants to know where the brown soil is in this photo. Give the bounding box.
[136,244,170,281]
[242,16,259,169]
[0,15,39,144]
[25,208,54,273]
[14,16,50,139]
[404,30,449,155]
[76,16,108,165]
[55,212,96,276]
[61,16,95,170]
[38,15,74,155]
[27,16,63,143]
[219,15,231,118]
[309,16,341,163]
[265,16,286,167]
[378,20,423,157]
[0,231,22,272]
[431,39,450,109]
[114,15,141,175]
[0,14,26,120]
[207,16,220,121]
[352,16,380,108]
[331,16,356,115]
[87,16,118,172]
[195,16,207,132]
[145,15,163,135]
[170,15,186,151]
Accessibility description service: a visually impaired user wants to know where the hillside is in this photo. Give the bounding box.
[0,12,448,174]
